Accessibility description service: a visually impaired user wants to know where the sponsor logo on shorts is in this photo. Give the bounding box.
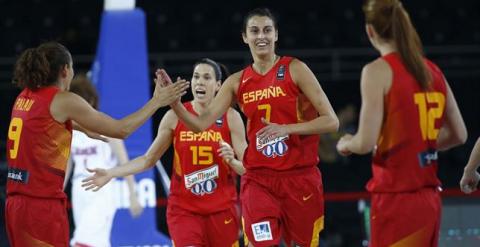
[252,221,273,242]
[184,165,219,196]
[224,218,233,224]
[256,135,289,158]
[7,167,29,184]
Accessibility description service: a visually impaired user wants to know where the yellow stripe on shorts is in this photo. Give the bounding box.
[310,215,324,247]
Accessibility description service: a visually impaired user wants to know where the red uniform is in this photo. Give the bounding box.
[167,102,239,247]
[237,57,324,246]
[5,86,72,246]
[368,53,447,247]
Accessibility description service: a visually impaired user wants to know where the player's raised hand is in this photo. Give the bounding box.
[153,69,189,107]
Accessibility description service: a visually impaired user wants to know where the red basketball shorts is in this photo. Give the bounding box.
[6,195,69,247]
[167,204,240,247]
[241,166,324,247]
[369,187,441,247]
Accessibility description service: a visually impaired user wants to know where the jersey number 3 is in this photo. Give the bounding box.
[414,92,445,141]
[8,117,23,159]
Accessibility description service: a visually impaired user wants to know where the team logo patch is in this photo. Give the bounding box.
[7,167,29,184]
[252,221,273,242]
[276,65,285,80]
[256,134,289,158]
[184,165,219,196]
[215,118,223,127]
[418,148,438,167]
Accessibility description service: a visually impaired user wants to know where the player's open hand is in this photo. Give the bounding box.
[153,69,189,107]
[460,168,480,194]
[81,168,112,192]
[256,118,289,144]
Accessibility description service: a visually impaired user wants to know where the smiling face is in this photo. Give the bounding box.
[191,63,221,104]
[242,15,278,57]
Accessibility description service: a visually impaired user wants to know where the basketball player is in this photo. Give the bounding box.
[5,42,188,246]
[154,8,338,247]
[336,0,467,246]
[81,58,247,247]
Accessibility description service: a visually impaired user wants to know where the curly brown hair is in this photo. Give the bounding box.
[13,42,72,90]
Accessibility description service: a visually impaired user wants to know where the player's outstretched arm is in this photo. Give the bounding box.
[82,110,177,191]
[51,71,188,139]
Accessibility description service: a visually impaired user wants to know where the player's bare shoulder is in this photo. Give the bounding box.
[160,109,179,130]
[362,57,392,92]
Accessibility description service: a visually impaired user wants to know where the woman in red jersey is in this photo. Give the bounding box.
[5,42,188,247]
[154,8,338,247]
[336,0,467,246]
[82,58,248,247]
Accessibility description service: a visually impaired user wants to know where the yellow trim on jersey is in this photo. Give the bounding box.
[390,227,428,247]
[242,216,249,246]
[232,240,239,247]
[173,139,182,176]
[310,215,324,247]
[24,231,54,247]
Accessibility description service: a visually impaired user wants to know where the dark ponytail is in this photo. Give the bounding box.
[363,0,431,90]
[13,42,72,90]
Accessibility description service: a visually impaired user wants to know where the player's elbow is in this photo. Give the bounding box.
[357,138,376,154]
[454,128,468,146]
[326,115,340,133]
[112,129,130,139]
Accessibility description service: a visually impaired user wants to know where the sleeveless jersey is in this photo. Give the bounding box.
[169,102,237,214]
[367,52,447,192]
[6,86,72,199]
[237,56,320,171]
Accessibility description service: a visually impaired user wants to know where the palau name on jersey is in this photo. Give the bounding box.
[242,86,287,104]
[13,98,35,112]
[179,130,223,142]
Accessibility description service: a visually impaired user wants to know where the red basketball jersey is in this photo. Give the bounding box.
[6,86,72,199]
[367,53,447,192]
[169,102,237,214]
[237,56,320,171]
